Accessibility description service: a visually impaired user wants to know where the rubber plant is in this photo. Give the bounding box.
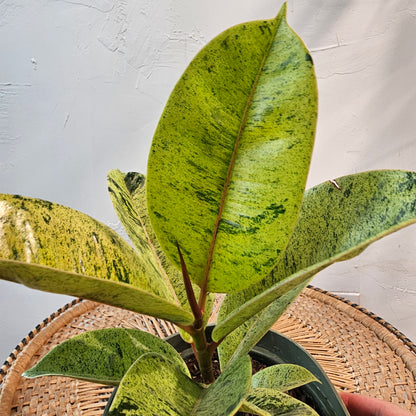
[0,4,415,415]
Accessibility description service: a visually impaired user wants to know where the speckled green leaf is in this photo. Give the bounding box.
[23,328,189,385]
[108,353,203,415]
[213,170,416,342]
[217,282,308,368]
[107,170,180,303]
[239,400,271,416]
[251,364,319,392]
[0,193,167,295]
[0,194,193,325]
[147,4,317,293]
[109,353,251,416]
[193,355,251,416]
[107,170,215,342]
[213,271,316,345]
[246,388,319,415]
[0,260,193,325]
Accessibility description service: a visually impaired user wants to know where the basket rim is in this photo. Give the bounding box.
[1,286,415,415]
[307,285,416,354]
[2,286,415,379]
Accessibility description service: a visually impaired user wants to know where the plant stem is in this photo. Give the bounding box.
[176,242,214,382]
[192,326,215,384]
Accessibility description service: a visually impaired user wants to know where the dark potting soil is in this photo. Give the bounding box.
[185,352,267,384]
[184,352,319,415]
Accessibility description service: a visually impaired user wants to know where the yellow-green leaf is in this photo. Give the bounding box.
[147,4,317,293]
[193,355,252,416]
[107,170,215,341]
[108,353,251,416]
[107,170,181,303]
[217,282,308,368]
[0,260,193,325]
[213,170,416,343]
[246,388,319,415]
[23,328,189,385]
[110,353,251,416]
[108,353,203,415]
[251,364,320,392]
[0,194,193,325]
[239,400,272,416]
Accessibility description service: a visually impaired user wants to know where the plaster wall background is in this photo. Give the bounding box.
[0,0,415,360]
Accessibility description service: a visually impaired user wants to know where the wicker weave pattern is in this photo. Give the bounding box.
[301,289,416,411]
[1,287,415,415]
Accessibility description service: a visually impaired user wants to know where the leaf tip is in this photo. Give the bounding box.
[277,2,288,20]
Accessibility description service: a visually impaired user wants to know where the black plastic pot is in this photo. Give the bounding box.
[104,326,350,415]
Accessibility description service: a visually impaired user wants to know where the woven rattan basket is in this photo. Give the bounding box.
[1,286,415,415]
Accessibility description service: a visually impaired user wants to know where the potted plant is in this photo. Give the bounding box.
[0,3,415,415]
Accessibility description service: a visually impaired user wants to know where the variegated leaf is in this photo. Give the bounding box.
[217,282,308,368]
[239,400,272,416]
[246,388,319,415]
[108,353,251,416]
[23,328,189,384]
[193,355,252,416]
[0,194,193,325]
[107,170,215,342]
[0,260,193,325]
[108,353,203,415]
[213,170,416,344]
[147,4,317,293]
[107,170,180,304]
[251,364,320,392]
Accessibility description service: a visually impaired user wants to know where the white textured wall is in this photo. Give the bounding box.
[0,0,415,360]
